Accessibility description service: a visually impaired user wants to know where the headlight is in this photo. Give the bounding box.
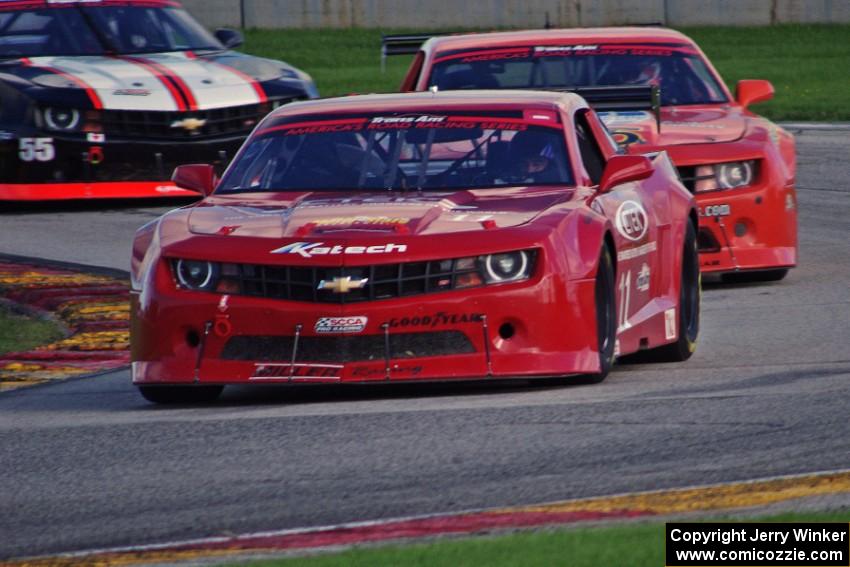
[42,107,80,132]
[694,160,757,192]
[483,251,530,283]
[175,259,219,291]
[452,249,536,289]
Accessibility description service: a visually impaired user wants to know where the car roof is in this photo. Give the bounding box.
[269,90,588,118]
[425,26,695,54]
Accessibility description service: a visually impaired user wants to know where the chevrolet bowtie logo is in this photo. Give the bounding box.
[317,276,369,294]
[170,117,207,132]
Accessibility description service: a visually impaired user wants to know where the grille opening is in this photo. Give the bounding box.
[221,331,475,363]
[697,228,721,252]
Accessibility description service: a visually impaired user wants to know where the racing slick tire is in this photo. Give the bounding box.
[581,245,617,384]
[641,220,700,362]
[721,268,789,284]
[138,385,224,404]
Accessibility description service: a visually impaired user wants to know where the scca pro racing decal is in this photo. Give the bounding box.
[270,242,407,258]
[615,200,649,242]
[315,316,368,334]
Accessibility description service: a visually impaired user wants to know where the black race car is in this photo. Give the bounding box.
[0,0,318,200]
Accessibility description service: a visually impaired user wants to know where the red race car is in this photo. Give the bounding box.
[130,90,699,403]
[388,27,797,282]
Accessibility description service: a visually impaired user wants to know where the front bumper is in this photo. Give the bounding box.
[0,133,244,200]
[694,180,797,274]
[131,270,600,385]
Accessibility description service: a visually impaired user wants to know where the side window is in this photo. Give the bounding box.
[574,110,606,185]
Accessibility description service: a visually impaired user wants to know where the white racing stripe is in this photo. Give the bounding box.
[146,52,264,109]
[29,52,265,111]
[29,55,179,110]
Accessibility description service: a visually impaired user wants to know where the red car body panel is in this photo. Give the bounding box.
[402,27,797,276]
[130,91,696,386]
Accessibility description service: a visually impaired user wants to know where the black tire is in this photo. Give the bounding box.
[641,220,700,362]
[138,385,224,405]
[721,268,788,284]
[582,246,617,384]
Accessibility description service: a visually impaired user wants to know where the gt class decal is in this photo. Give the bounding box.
[615,200,649,242]
[271,242,408,258]
[315,316,368,334]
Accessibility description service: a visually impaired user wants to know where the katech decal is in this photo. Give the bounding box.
[636,263,650,292]
[615,200,649,242]
[315,316,367,334]
[699,204,731,217]
[270,242,408,257]
[384,312,483,329]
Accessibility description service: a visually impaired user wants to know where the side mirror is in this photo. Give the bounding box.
[214,28,244,49]
[172,164,217,196]
[598,155,653,194]
[736,79,774,108]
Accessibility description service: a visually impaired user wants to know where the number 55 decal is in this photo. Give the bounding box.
[19,138,55,162]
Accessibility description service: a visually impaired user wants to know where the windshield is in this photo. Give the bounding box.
[429,44,728,106]
[0,5,221,57]
[218,113,574,193]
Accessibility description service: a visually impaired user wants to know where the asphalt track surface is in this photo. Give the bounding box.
[0,127,848,559]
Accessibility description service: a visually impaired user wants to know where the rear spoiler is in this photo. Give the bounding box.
[550,85,662,132]
[381,32,454,72]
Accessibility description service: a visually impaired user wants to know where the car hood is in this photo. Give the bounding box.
[598,106,747,147]
[22,52,280,111]
[186,188,573,238]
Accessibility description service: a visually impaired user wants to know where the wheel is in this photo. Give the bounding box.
[641,220,700,362]
[721,268,788,284]
[138,385,223,404]
[581,246,617,384]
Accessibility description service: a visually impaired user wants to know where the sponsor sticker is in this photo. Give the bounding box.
[370,115,445,124]
[636,263,650,292]
[271,242,407,258]
[665,308,677,340]
[312,216,409,227]
[615,200,649,242]
[315,316,368,334]
[599,111,654,126]
[699,204,731,217]
[618,241,657,261]
[384,312,483,329]
[352,365,424,378]
[251,363,342,380]
[113,89,151,96]
[155,185,185,193]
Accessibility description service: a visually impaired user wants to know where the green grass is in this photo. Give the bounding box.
[232,511,850,567]
[240,25,850,121]
[0,305,63,355]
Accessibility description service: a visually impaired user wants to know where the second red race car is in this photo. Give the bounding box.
[130,90,699,403]
[388,27,797,282]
